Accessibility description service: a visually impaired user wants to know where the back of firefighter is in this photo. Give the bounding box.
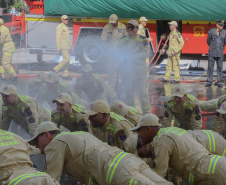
[0,18,17,80]
[118,19,151,114]
[150,127,226,185]
[54,15,72,79]
[0,130,59,184]
[187,130,226,156]
[34,129,173,185]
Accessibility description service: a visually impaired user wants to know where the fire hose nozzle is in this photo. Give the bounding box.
[160,34,166,41]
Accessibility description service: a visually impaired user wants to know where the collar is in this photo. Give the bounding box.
[100,116,111,131]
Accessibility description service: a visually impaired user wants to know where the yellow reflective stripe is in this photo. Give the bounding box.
[157,127,187,137]
[184,102,193,110]
[110,112,124,121]
[89,178,94,185]
[187,94,195,101]
[3,106,9,111]
[72,105,82,113]
[129,107,138,114]
[18,95,28,103]
[173,116,180,127]
[222,149,226,156]
[208,155,221,173]
[4,53,12,56]
[129,178,137,185]
[9,172,48,185]
[106,124,117,133]
[106,152,129,183]
[188,172,194,185]
[55,131,85,139]
[168,101,176,108]
[203,130,216,153]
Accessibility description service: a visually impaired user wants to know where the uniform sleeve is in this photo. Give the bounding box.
[175,33,184,53]
[207,30,212,46]
[152,137,174,178]
[56,25,62,50]
[162,104,173,127]
[101,26,108,41]
[122,27,127,37]
[116,120,134,149]
[0,110,11,131]
[190,105,202,130]
[0,27,8,44]
[25,101,40,137]
[51,111,60,128]
[45,140,68,182]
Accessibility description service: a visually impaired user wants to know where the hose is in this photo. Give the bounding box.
[148,36,169,72]
[148,36,163,65]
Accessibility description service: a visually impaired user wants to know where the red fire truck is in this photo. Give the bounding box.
[8,0,226,65]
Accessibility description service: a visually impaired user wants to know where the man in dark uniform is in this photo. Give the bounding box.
[205,20,226,88]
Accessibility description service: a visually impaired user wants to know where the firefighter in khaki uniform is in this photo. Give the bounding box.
[119,20,151,114]
[101,14,127,89]
[138,16,153,66]
[51,93,92,133]
[54,15,72,79]
[160,21,184,83]
[0,130,59,184]
[199,95,226,138]
[110,100,142,126]
[84,100,134,149]
[187,129,226,156]
[0,18,17,81]
[162,85,202,130]
[0,85,50,137]
[132,114,226,185]
[28,121,173,185]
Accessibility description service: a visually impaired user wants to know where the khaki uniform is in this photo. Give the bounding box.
[54,23,72,77]
[45,132,172,185]
[118,35,151,114]
[0,25,16,78]
[164,30,184,81]
[51,104,92,133]
[199,99,218,112]
[92,112,134,149]
[75,73,107,103]
[150,127,226,185]
[126,108,142,126]
[0,95,50,137]
[138,24,149,67]
[0,130,59,185]
[162,94,202,130]
[101,22,127,88]
[187,130,226,156]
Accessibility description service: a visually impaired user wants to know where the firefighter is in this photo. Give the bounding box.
[75,64,107,103]
[51,93,92,133]
[131,114,226,185]
[0,18,17,82]
[28,121,173,185]
[138,16,153,67]
[199,95,226,138]
[118,19,151,114]
[84,100,134,149]
[110,100,142,126]
[0,130,59,185]
[37,72,87,108]
[162,84,202,130]
[160,21,184,83]
[28,72,46,99]
[0,85,50,137]
[54,15,72,79]
[215,101,226,138]
[101,14,127,89]
[205,20,226,88]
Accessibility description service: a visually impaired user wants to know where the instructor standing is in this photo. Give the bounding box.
[160,21,184,83]
[205,20,226,88]
[54,15,72,79]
